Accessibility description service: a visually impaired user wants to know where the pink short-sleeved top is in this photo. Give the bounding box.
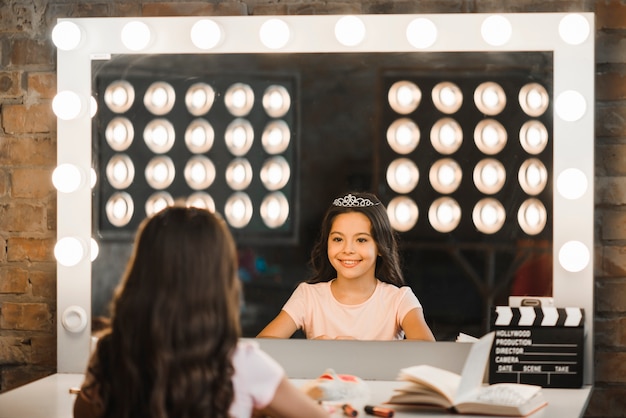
[282,280,422,340]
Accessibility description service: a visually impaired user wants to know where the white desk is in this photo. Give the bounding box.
[0,373,592,418]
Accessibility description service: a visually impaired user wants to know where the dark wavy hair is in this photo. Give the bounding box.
[88,206,240,418]
[307,191,405,286]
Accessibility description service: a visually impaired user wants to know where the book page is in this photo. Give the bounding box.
[398,364,460,403]
[454,332,495,403]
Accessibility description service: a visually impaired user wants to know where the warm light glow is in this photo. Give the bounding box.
[557,168,588,200]
[186,192,215,212]
[185,83,215,116]
[144,119,175,154]
[260,192,290,228]
[559,14,590,45]
[517,198,547,235]
[406,17,438,49]
[55,237,85,267]
[52,164,83,194]
[225,192,253,228]
[225,83,254,117]
[144,82,175,115]
[518,158,548,195]
[53,90,83,120]
[472,198,505,234]
[387,118,420,155]
[52,21,82,51]
[388,81,421,115]
[519,120,548,155]
[263,85,291,118]
[474,119,507,154]
[145,192,174,216]
[555,90,586,122]
[145,156,175,189]
[106,155,135,190]
[262,120,291,154]
[105,117,134,151]
[387,196,419,232]
[428,197,461,233]
[105,192,134,227]
[481,15,512,46]
[432,82,462,114]
[259,18,290,49]
[184,156,216,190]
[225,119,254,156]
[430,118,463,154]
[335,15,366,47]
[473,159,506,195]
[260,156,290,191]
[519,83,549,117]
[226,158,253,190]
[386,158,419,194]
[184,119,214,153]
[559,241,590,272]
[474,82,506,115]
[121,21,152,51]
[190,19,222,50]
[104,80,135,113]
[90,238,99,262]
[429,158,462,194]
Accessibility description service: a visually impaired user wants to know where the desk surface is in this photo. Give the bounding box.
[0,373,592,418]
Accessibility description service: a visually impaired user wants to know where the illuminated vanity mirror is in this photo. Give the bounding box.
[53,14,594,383]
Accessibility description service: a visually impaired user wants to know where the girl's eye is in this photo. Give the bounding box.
[332,237,342,242]
[357,237,367,243]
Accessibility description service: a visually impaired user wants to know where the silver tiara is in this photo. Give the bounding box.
[332,194,380,208]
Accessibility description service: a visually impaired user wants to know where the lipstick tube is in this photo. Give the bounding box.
[364,405,394,417]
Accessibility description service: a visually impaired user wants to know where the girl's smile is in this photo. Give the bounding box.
[327,212,378,281]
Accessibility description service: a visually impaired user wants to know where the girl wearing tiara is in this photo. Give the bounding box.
[258,192,435,341]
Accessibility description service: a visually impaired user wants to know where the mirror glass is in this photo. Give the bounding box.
[54,15,594,378]
[91,51,553,340]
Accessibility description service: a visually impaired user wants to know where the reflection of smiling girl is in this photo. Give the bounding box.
[258,192,435,341]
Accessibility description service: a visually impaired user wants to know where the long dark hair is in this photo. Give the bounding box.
[89,206,240,418]
[307,191,405,286]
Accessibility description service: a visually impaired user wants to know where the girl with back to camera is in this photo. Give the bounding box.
[73,206,328,418]
[258,192,435,341]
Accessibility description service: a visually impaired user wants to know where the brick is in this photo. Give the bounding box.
[8,38,54,68]
[142,2,247,16]
[596,351,626,384]
[598,245,626,277]
[27,73,56,100]
[30,335,56,367]
[0,203,47,233]
[0,366,53,393]
[29,269,55,300]
[0,1,38,33]
[596,277,626,312]
[0,136,56,166]
[597,103,626,139]
[0,170,7,197]
[0,302,53,332]
[0,336,29,365]
[596,177,626,206]
[597,32,626,65]
[601,210,626,240]
[585,387,626,417]
[289,2,361,14]
[1,104,54,134]
[0,72,24,99]
[597,0,626,30]
[596,144,626,177]
[6,238,55,263]
[11,168,53,199]
[0,267,28,294]
[597,70,626,102]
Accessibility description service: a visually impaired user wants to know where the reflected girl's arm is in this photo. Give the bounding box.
[402,307,436,341]
[256,310,298,339]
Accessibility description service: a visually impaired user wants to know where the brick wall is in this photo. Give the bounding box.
[1,0,625,416]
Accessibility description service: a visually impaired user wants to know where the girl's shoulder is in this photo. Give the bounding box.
[376,281,415,295]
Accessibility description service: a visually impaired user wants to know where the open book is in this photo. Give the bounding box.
[387,332,548,416]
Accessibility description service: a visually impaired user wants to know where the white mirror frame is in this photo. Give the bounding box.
[55,13,595,385]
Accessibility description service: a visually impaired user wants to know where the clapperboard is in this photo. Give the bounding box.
[489,306,584,388]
